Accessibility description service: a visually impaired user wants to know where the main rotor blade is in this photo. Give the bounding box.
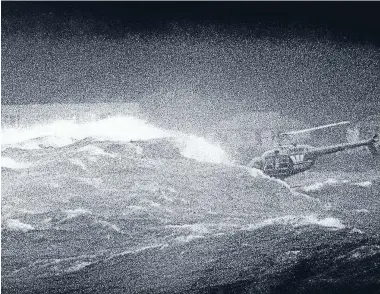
[281,121,351,136]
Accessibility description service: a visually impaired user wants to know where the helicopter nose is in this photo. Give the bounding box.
[248,157,263,169]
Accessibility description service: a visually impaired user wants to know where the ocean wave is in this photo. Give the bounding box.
[350,228,365,234]
[335,245,380,262]
[34,136,76,149]
[302,178,350,192]
[95,220,122,233]
[353,208,370,213]
[1,157,31,169]
[243,215,345,231]
[167,223,210,232]
[68,158,88,171]
[63,208,92,219]
[175,234,205,243]
[176,135,231,164]
[6,253,104,278]
[301,177,376,193]
[1,116,172,146]
[353,181,373,188]
[4,219,35,232]
[65,261,94,273]
[166,222,244,243]
[2,141,42,151]
[74,177,103,189]
[77,145,116,158]
[2,158,324,230]
[349,245,380,260]
[107,243,168,260]
[1,115,232,165]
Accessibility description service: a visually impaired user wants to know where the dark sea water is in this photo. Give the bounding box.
[2,116,380,293]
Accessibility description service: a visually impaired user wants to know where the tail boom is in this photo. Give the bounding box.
[306,135,378,159]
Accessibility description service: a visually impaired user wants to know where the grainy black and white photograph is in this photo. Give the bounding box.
[1,1,380,293]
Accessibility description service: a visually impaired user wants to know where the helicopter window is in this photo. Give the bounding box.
[280,156,289,163]
[278,156,290,168]
[264,156,275,169]
[264,155,290,170]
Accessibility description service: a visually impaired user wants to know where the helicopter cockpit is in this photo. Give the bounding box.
[262,149,292,177]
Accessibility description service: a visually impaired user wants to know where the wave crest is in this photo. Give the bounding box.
[2,115,231,164]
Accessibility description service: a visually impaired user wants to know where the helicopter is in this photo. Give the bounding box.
[248,121,379,179]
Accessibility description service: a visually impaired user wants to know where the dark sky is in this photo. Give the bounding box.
[2,1,380,42]
[2,1,380,125]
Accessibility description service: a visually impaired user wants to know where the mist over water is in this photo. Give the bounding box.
[1,115,232,164]
[2,22,380,133]
[1,116,173,146]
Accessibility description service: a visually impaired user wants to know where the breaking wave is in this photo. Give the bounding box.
[301,177,375,192]
[243,215,345,231]
[1,115,231,164]
[4,219,35,232]
[1,157,31,169]
[1,116,171,146]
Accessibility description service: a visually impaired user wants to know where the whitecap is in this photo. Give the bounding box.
[302,178,350,192]
[350,228,365,234]
[75,177,103,188]
[2,115,236,167]
[325,178,340,185]
[305,216,345,229]
[246,167,266,178]
[349,245,380,260]
[65,261,93,273]
[175,234,205,243]
[353,208,370,213]
[96,220,121,233]
[166,223,210,235]
[287,250,301,255]
[69,158,88,170]
[108,243,167,260]
[243,215,345,231]
[302,182,325,192]
[140,199,161,208]
[126,205,145,211]
[353,181,372,188]
[78,145,115,158]
[302,178,346,192]
[64,208,92,219]
[176,135,231,164]
[1,116,173,148]
[1,157,31,169]
[38,136,75,148]
[5,219,35,232]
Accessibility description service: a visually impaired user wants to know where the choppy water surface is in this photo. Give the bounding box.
[2,116,380,293]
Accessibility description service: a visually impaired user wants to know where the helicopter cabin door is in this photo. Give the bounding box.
[263,154,292,177]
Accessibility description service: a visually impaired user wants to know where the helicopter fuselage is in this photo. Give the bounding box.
[248,135,378,179]
[249,144,316,179]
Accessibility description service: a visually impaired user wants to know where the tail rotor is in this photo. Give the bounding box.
[368,134,379,156]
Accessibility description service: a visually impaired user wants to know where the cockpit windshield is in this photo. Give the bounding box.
[263,155,290,170]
